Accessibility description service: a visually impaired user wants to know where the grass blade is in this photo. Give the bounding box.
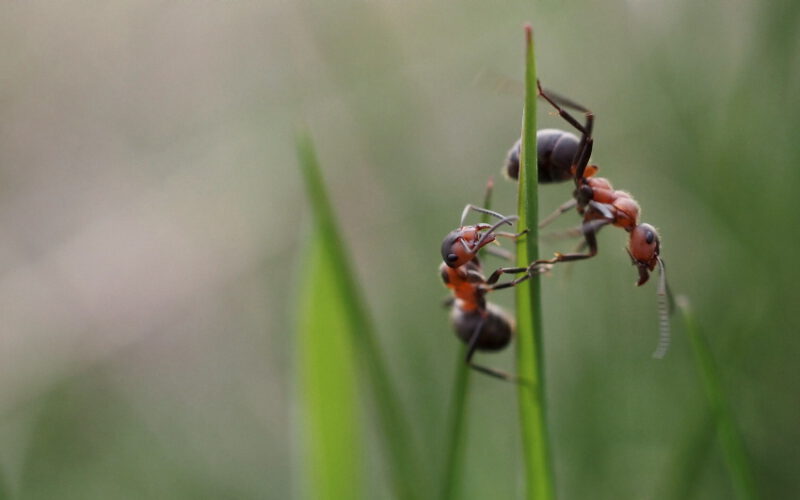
[515,25,555,500]
[295,132,423,500]
[677,296,760,500]
[296,229,362,500]
[440,347,471,500]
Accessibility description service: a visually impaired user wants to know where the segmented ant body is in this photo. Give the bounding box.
[439,205,548,381]
[504,129,580,183]
[506,80,671,357]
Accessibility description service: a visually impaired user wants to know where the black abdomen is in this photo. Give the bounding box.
[451,303,513,351]
[504,129,580,183]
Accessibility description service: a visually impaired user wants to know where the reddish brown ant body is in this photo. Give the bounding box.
[507,80,672,357]
[439,205,548,381]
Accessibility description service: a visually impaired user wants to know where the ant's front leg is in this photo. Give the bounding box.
[482,262,553,291]
[539,218,610,264]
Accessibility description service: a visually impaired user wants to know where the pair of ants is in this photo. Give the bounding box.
[440,80,671,383]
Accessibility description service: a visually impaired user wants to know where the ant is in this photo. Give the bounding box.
[439,204,550,381]
[505,80,672,358]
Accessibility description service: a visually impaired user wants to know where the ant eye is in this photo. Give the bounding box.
[447,253,459,263]
[645,230,655,244]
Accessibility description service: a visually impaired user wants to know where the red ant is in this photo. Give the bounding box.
[506,80,672,358]
[439,204,549,381]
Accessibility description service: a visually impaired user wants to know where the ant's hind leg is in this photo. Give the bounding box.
[537,80,594,135]
[537,80,595,179]
[465,319,530,385]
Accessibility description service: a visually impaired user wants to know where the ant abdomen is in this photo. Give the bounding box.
[504,129,580,183]
[451,303,513,351]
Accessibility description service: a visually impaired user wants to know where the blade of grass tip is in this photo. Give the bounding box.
[515,25,555,500]
[677,296,759,500]
[296,132,424,500]
[297,230,362,500]
[441,178,493,500]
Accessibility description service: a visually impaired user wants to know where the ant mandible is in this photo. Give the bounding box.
[439,204,550,381]
[505,80,671,358]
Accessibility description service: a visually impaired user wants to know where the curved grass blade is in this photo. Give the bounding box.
[296,229,362,500]
[295,132,423,500]
[677,296,760,500]
[440,178,493,500]
[515,25,555,500]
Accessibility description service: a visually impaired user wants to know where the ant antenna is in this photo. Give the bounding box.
[652,257,671,359]
[460,204,508,226]
[475,216,518,249]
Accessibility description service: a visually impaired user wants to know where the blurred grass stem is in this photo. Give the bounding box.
[678,296,759,500]
[296,133,424,500]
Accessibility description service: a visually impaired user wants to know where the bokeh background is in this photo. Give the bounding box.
[2,0,799,498]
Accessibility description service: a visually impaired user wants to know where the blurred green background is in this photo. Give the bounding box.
[1,0,799,499]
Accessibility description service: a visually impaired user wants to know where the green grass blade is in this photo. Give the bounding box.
[440,346,471,500]
[440,179,493,500]
[677,296,760,500]
[515,25,555,500]
[296,229,362,500]
[295,132,423,500]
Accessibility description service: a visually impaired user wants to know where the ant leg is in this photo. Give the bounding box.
[587,200,615,220]
[537,80,594,134]
[465,319,528,384]
[539,199,578,228]
[484,266,530,286]
[539,218,611,264]
[483,262,552,290]
[494,228,528,240]
[537,80,595,180]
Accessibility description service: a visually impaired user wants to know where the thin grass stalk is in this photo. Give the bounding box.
[515,25,555,500]
[296,132,423,500]
[296,230,362,500]
[440,179,494,500]
[677,296,759,500]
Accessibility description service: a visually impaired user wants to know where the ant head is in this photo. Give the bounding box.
[441,226,491,268]
[628,223,661,286]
